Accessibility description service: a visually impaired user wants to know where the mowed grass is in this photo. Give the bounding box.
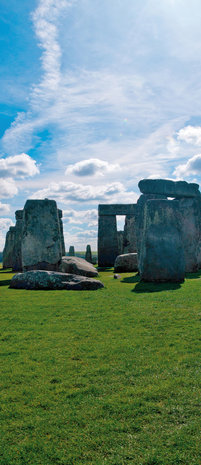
[0,267,200,465]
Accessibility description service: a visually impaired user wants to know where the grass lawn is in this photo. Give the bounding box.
[0,267,200,465]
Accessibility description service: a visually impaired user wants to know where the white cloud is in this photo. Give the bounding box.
[0,218,14,251]
[0,202,10,215]
[63,208,98,226]
[177,126,201,146]
[31,180,138,203]
[0,179,18,199]
[174,153,201,178]
[65,158,119,177]
[0,153,39,178]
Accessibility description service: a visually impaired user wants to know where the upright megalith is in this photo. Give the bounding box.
[12,210,23,271]
[69,246,75,256]
[85,244,92,263]
[3,226,16,269]
[139,199,185,282]
[117,231,124,255]
[21,199,62,271]
[138,179,200,198]
[123,215,137,253]
[58,209,65,257]
[179,197,201,272]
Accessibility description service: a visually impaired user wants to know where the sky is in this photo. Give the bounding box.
[1,0,201,251]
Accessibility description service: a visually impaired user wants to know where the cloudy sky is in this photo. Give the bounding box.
[1,0,201,250]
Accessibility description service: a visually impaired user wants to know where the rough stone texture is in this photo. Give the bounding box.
[135,194,167,265]
[10,270,104,291]
[21,199,62,271]
[114,253,138,272]
[60,256,98,277]
[138,178,200,198]
[85,244,92,263]
[3,226,16,269]
[98,214,119,267]
[12,210,23,271]
[139,199,185,282]
[179,197,201,272]
[68,246,75,256]
[117,231,124,255]
[123,215,137,253]
[58,209,65,257]
[99,204,137,216]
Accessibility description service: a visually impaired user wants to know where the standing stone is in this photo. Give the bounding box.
[123,215,137,253]
[12,210,23,271]
[139,199,185,282]
[69,246,75,256]
[58,209,65,257]
[3,226,16,269]
[98,215,118,267]
[21,199,62,271]
[85,244,92,263]
[138,179,200,198]
[179,197,201,272]
[117,231,124,255]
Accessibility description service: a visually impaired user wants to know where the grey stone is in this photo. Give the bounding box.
[114,253,138,272]
[179,197,201,272]
[98,214,119,267]
[117,231,124,255]
[123,215,137,253]
[68,246,75,256]
[114,273,121,279]
[60,256,98,277]
[139,199,185,282]
[12,210,23,271]
[138,178,200,198]
[58,209,65,257]
[85,244,92,263]
[21,199,62,271]
[99,204,137,216]
[10,270,104,291]
[3,226,16,269]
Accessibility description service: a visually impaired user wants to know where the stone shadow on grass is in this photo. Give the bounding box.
[0,278,12,287]
[97,267,113,272]
[133,281,182,293]
[121,274,140,284]
[185,270,201,279]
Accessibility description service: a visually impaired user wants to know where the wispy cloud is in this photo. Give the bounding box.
[0,179,18,199]
[0,202,10,215]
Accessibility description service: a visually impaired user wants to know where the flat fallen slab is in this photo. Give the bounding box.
[10,270,104,291]
[60,256,98,277]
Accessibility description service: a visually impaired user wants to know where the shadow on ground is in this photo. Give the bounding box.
[97,267,113,272]
[121,274,182,292]
[185,270,201,279]
[0,279,11,287]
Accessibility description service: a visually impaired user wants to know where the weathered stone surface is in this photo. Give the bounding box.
[12,210,23,271]
[123,215,137,253]
[10,270,104,291]
[68,246,75,256]
[60,256,98,277]
[117,231,124,255]
[85,244,92,263]
[138,179,200,198]
[58,209,65,257]
[114,253,138,272]
[139,200,185,282]
[3,226,16,269]
[98,214,119,267]
[99,204,137,216]
[179,197,201,272]
[21,199,62,271]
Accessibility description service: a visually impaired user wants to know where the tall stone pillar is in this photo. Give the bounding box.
[3,226,16,269]
[12,210,23,271]
[98,215,118,267]
[58,209,65,257]
[123,215,137,253]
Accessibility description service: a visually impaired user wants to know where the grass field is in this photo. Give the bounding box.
[0,267,200,465]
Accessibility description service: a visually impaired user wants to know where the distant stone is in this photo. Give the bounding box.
[68,246,75,256]
[3,226,16,269]
[114,253,138,272]
[12,210,23,272]
[60,256,98,277]
[85,244,92,263]
[139,199,185,282]
[114,273,121,279]
[138,179,200,198]
[10,270,104,291]
[58,209,65,257]
[21,199,62,271]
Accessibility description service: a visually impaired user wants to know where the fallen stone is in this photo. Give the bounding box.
[60,256,98,277]
[114,253,138,272]
[114,273,121,279]
[9,270,104,291]
[138,179,200,198]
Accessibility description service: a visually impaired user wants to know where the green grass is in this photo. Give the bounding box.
[0,267,200,465]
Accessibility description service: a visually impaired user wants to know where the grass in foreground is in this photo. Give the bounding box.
[0,267,200,465]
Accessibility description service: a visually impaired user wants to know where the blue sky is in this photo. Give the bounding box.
[1,0,201,250]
